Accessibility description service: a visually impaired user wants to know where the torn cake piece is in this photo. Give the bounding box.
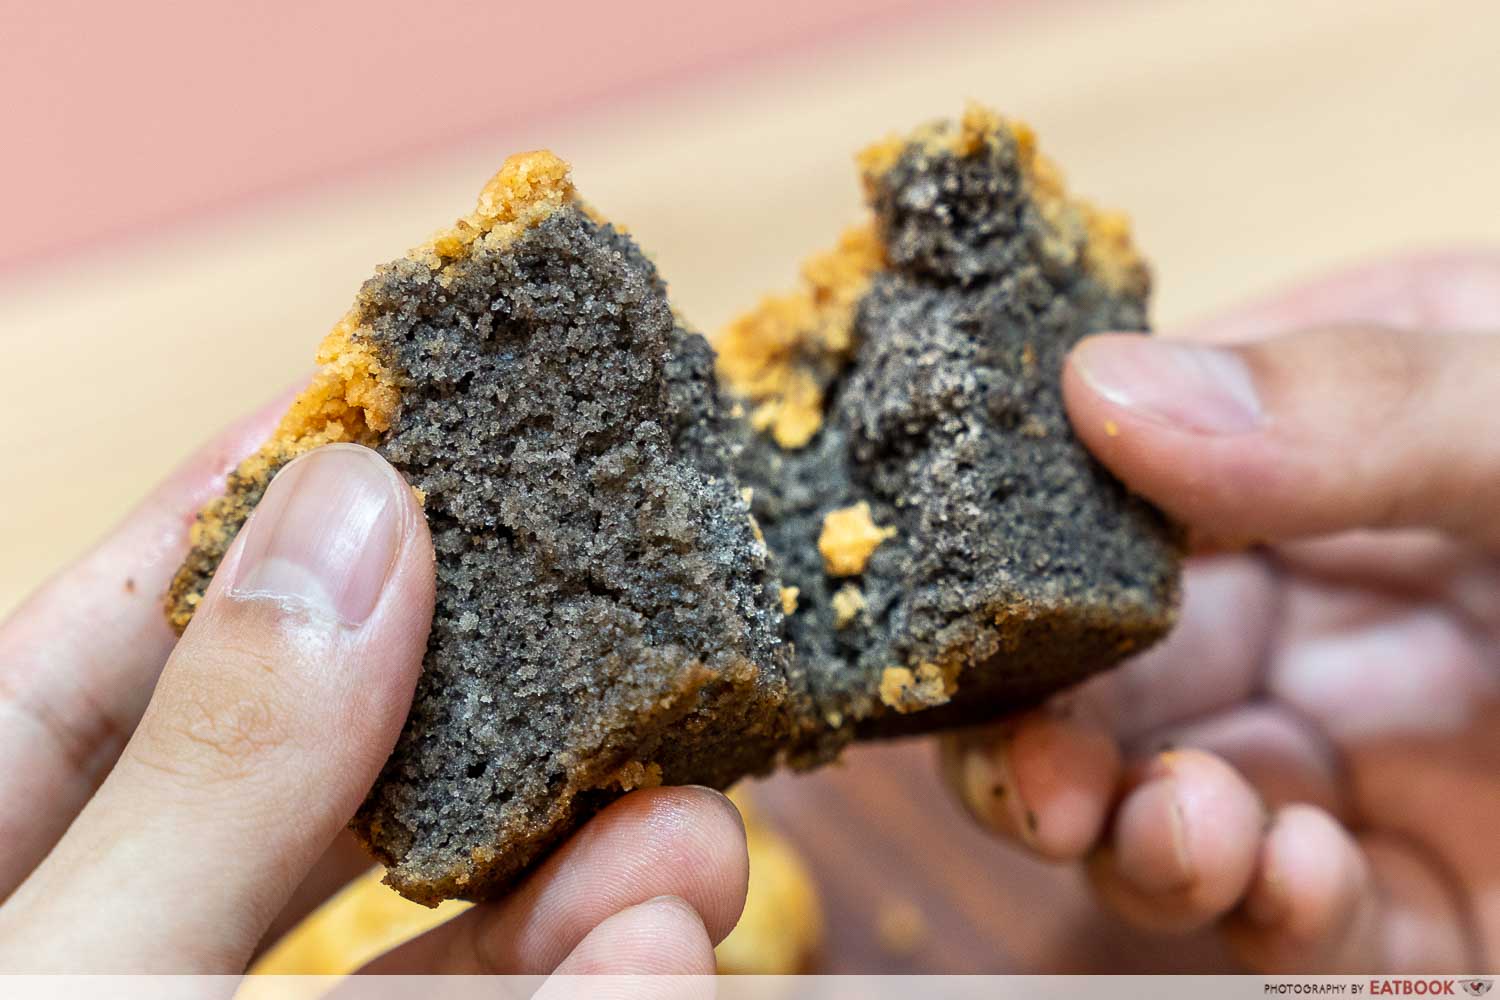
[721,104,1181,751]
[167,152,799,904]
[167,106,1181,905]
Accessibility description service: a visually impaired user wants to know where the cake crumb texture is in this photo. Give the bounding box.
[165,151,576,633]
[856,102,1148,298]
[726,104,1180,745]
[169,150,797,905]
[167,108,1181,905]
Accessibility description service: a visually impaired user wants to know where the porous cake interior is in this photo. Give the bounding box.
[721,107,1181,747]
[355,203,801,901]
[168,155,797,904]
[165,114,1183,904]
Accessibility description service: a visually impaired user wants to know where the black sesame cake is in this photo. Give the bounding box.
[166,154,798,904]
[167,108,1181,905]
[719,106,1181,756]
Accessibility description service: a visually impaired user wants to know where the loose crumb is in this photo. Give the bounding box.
[831,583,866,629]
[1104,419,1120,437]
[818,502,896,576]
[878,661,957,713]
[604,760,664,792]
[780,587,801,616]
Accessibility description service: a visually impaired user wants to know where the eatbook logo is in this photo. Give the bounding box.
[1461,981,1494,997]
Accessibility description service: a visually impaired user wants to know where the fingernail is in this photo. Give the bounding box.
[230,444,406,625]
[1074,335,1264,435]
[950,735,1039,849]
[1116,762,1194,894]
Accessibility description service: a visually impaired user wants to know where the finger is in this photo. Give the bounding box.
[1268,579,1496,744]
[1064,326,1500,547]
[1274,529,1500,633]
[0,444,434,972]
[1087,749,1265,934]
[548,896,715,975]
[0,386,295,898]
[358,786,748,974]
[941,553,1282,862]
[1171,250,1500,344]
[1339,700,1500,962]
[1142,703,1349,820]
[1357,834,1475,972]
[941,704,1120,861]
[1079,552,1277,743]
[1275,529,1470,598]
[1225,810,1476,973]
[255,831,377,959]
[1222,805,1377,972]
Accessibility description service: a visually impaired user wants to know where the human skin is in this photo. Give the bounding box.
[943,251,1500,972]
[0,404,747,974]
[0,252,1495,974]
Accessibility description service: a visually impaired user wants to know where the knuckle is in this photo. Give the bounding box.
[1308,327,1443,530]
[131,654,292,785]
[178,691,285,772]
[0,658,132,780]
[1342,326,1428,423]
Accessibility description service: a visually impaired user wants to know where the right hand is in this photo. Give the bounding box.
[943,252,1500,972]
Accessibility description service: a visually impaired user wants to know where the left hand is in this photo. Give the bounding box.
[0,395,747,974]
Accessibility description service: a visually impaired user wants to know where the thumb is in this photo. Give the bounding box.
[1063,327,1500,548]
[0,444,434,972]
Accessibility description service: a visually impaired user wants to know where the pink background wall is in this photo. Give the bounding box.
[0,0,979,274]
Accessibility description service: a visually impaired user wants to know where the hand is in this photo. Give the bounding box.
[943,252,1500,972]
[0,404,747,973]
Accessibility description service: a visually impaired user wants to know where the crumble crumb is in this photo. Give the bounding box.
[818,502,896,577]
[831,583,866,629]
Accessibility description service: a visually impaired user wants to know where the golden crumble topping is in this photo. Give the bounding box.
[878,661,958,713]
[830,583,866,629]
[817,501,896,577]
[713,226,884,449]
[166,151,575,633]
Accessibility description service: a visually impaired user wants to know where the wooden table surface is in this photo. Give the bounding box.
[4,0,1499,972]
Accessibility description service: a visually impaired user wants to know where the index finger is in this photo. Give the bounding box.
[1171,250,1500,345]
[0,383,297,898]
